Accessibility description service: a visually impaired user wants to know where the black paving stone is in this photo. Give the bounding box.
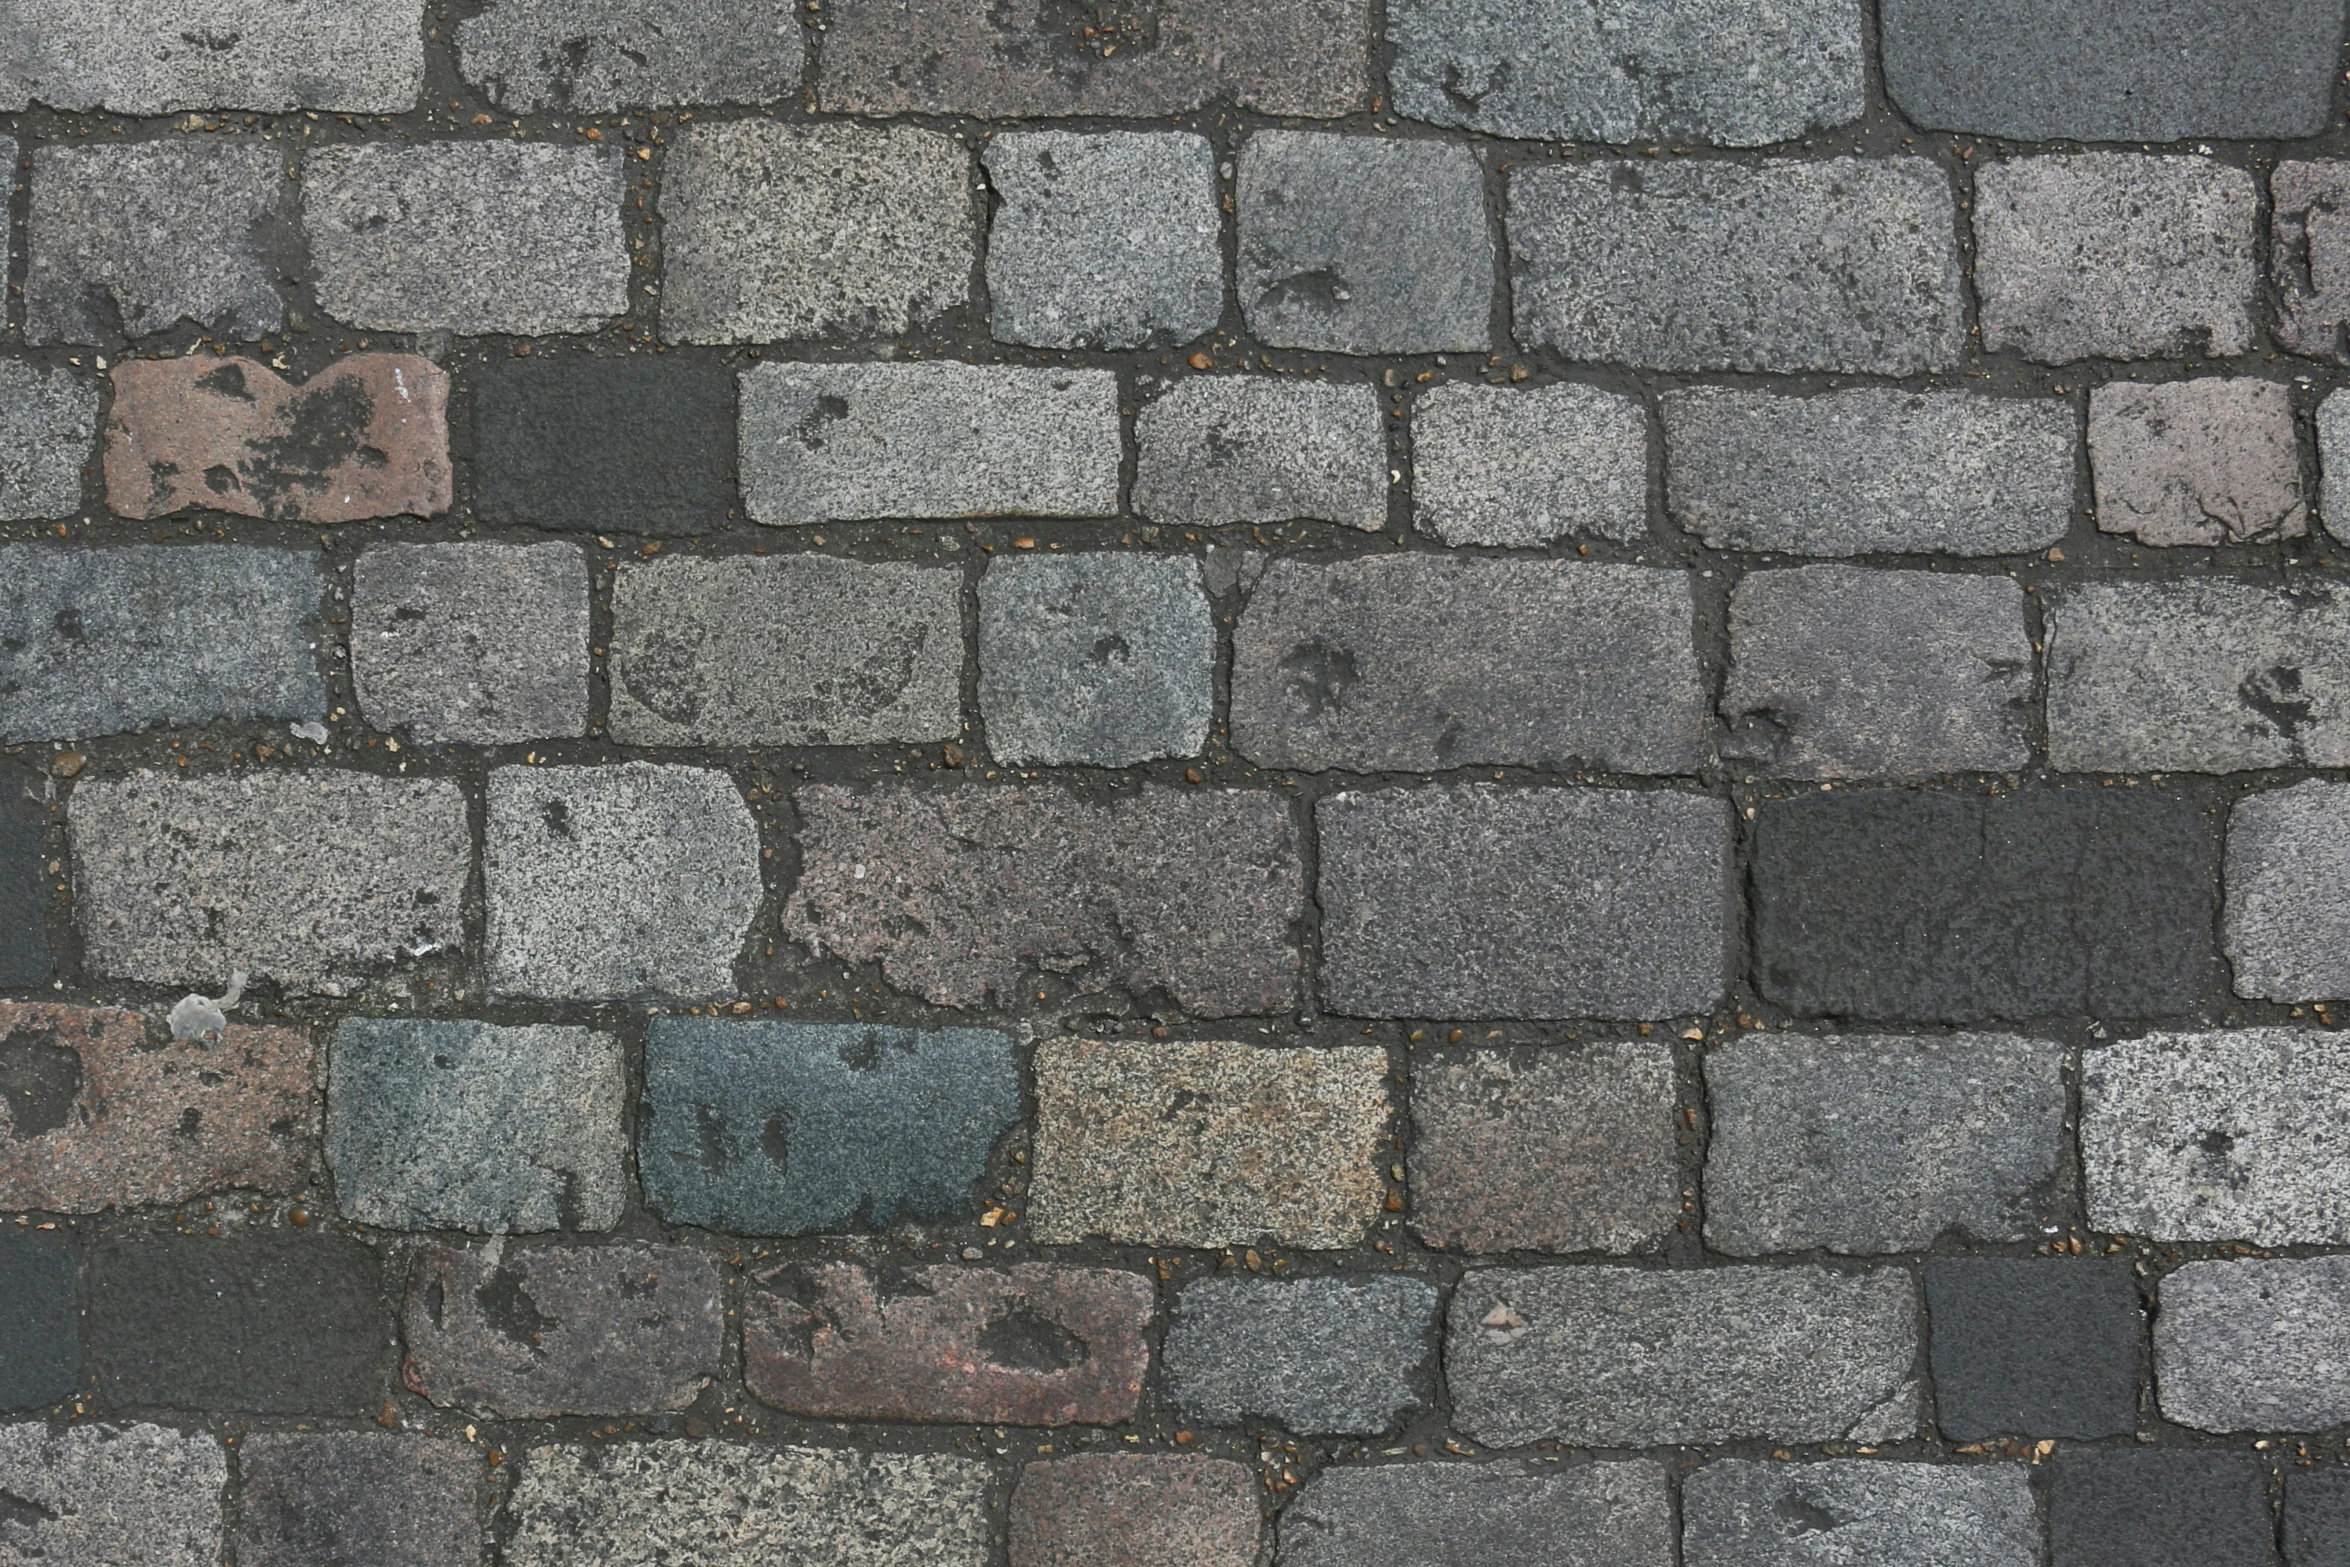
[235,1431,483,1567]
[1925,1257,2143,1441]
[470,357,736,535]
[2046,1449,2279,1567]
[2288,1468,2350,1567]
[0,1231,78,1409]
[0,779,46,988]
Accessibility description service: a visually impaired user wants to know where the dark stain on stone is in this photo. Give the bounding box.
[2199,1128,2235,1156]
[240,378,378,518]
[1259,267,1350,317]
[0,1489,58,1528]
[1775,1488,1839,1536]
[0,1029,83,1139]
[1281,640,1359,719]
[1091,633,1132,665]
[475,1264,557,1350]
[177,1107,202,1138]
[761,1113,791,1169]
[794,394,852,451]
[541,798,572,838]
[975,1307,1089,1373]
[688,1103,730,1175]
[50,607,83,643]
[195,363,256,402]
[2239,664,2313,739]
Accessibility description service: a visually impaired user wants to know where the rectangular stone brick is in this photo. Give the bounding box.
[456,0,802,111]
[1684,1460,2039,1567]
[741,362,1120,524]
[0,360,98,521]
[72,772,470,996]
[0,788,43,990]
[0,0,423,112]
[2275,162,2350,363]
[610,555,962,747]
[1134,377,1386,530]
[470,356,736,535]
[2049,1451,2279,1567]
[1512,158,1963,374]
[0,1423,225,1566]
[1233,559,1708,774]
[744,1260,1151,1425]
[1412,382,1647,547]
[2156,1256,2350,1433]
[2090,379,2304,547]
[2290,1471,2350,1567]
[0,1233,77,1411]
[352,542,590,746]
[1319,786,1729,1020]
[1164,1275,1440,1435]
[235,1432,482,1567]
[1281,1461,1671,1567]
[1751,786,2221,1023]
[1448,1266,1918,1447]
[980,554,1213,767]
[783,783,1304,1015]
[1926,1258,2145,1442]
[1029,1039,1387,1248]
[2228,781,2350,1003]
[1012,1455,1259,1567]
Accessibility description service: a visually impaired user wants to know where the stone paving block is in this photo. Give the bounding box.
[1974,155,2256,364]
[2275,163,2350,363]
[235,1431,482,1567]
[2048,1450,2280,1567]
[741,362,1120,524]
[352,542,591,746]
[0,1232,77,1410]
[2156,1256,2350,1432]
[1133,377,1386,530]
[0,0,423,113]
[0,797,39,990]
[306,143,627,336]
[471,355,737,535]
[1684,1460,2040,1567]
[2083,1029,2350,1245]
[984,131,1222,351]
[1011,1454,1259,1567]
[1281,1461,1673,1567]
[1411,1043,1678,1257]
[2090,379,2305,547]
[1722,566,2033,778]
[1163,1274,1440,1435]
[0,360,99,521]
[0,1422,225,1567]
[1924,1258,2145,1441]
[743,1261,1152,1424]
[1318,786,1729,1020]
[2230,782,2350,1002]
[610,554,961,747]
[0,1001,314,1212]
[328,1019,626,1234]
[1390,0,1862,145]
[485,763,760,1000]
[26,140,288,345]
[1411,382,1648,547]
[662,122,973,344]
[1664,387,2075,557]
[817,0,1369,118]
[1231,558,1708,774]
[639,1019,1020,1235]
[1705,1033,2066,1255]
[1511,158,1963,375]
[2290,1470,2350,1567]
[1751,786,2221,1023]
[978,554,1213,766]
[1446,1265,1919,1447]
[1237,133,1491,355]
[72,771,469,996]
[506,1442,991,1567]
[1028,1039,1387,1248]
[784,783,1304,1015]
[456,0,803,111]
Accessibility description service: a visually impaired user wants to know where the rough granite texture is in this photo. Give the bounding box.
[1280,1461,1675,1567]
[1010,1455,1261,1567]
[234,1432,482,1567]
[1411,382,1648,547]
[1163,1274,1441,1435]
[471,356,739,535]
[2089,379,2305,547]
[0,359,100,521]
[2155,1256,2350,1433]
[455,0,804,111]
[0,0,424,113]
[1134,377,1387,530]
[2046,1450,2281,1567]
[2227,781,2350,1003]
[351,542,592,746]
[1681,1461,2040,1567]
[0,1423,226,1565]
[2275,161,2350,363]
[979,553,1215,766]
[1925,1257,2146,1442]
[0,1233,78,1409]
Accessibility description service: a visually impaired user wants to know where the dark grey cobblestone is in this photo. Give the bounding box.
[1682,1460,2039,1567]
[1279,1461,1673,1567]
[455,0,804,112]
[0,1231,77,1411]
[234,1431,483,1567]
[979,553,1214,766]
[2047,1449,2280,1567]
[471,356,738,535]
[1163,1273,1440,1435]
[351,542,590,746]
[1924,1257,2145,1441]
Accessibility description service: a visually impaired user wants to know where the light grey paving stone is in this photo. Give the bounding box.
[2155,1256,2350,1433]
[328,1019,627,1233]
[1664,387,2074,557]
[1704,1033,2067,1255]
[1447,1266,1920,1447]
[609,554,962,747]
[2276,162,2350,364]
[0,359,97,522]
[2228,781,2350,1003]
[1237,132,1492,355]
[26,141,288,345]
[984,131,1222,352]
[455,0,803,111]
[1230,557,1708,773]
[1683,1460,2040,1567]
[1279,1461,1674,1567]
[2089,379,2305,547]
[305,143,627,336]
[1411,382,1647,547]
[1163,1274,1441,1435]
[485,763,761,1001]
[663,121,973,344]
[0,0,422,112]
[1975,155,2256,364]
[2084,1029,2350,1245]
[0,1422,225,1566]
[979,554,1213,767]
[740,361,1120,524]
[351,542,589,746]
[0,137,9,310]
[1390,0,1862,146]
[1512,157,1963,375]
[71,771,469,996]
[2328,390,2350,533]
[2045,579,2350,772]
[1722,565,2033,779]
[1133,378,1386,530]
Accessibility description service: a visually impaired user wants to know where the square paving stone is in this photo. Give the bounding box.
[456,0,803,112]
[0,1232,78,1410]
[1011,1454,1259,1567]
[236,1431,482,1567]
[351,542,591,745]
[2156,1256,2350,1433]
[471,356,737,535]
[0,360,99,521]
[1164,1274,1440,1435]
[1411,382,1648,547]
[1925,1258,2144,1441]
[979,553,1214,767]
[2047,1450,2279,1567]
[2090,379,2305,547]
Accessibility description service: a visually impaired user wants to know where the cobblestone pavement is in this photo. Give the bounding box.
[4,2,2350,1563]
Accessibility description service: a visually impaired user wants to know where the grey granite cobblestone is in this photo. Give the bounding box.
[0,1422,225,1566]
[456,0,804,111]
[2226,781,2350,1003]
[1411,382,1648,546]
[234,1432,481,1567]
[0,361,99,522]
[979,553,1214,767]
[1280,1462,1673,1567]
[2090,379,2306,547]
[0,0,424,113]
[1134,377,1387,530]
[1682,1460,2039,1567]
[1163,1274,1440,1435]
[2276,162,2350,363]
[2156,1256,2350,1433]
[351,542,590,746]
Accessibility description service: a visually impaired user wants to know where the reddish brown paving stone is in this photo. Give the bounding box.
[1010,1454,1261,1567]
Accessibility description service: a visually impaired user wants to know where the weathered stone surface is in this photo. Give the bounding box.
[2290,1470,2350,1567]
[0,1423,225,1565]
[662,122,973,344]
[352,542,591,746]
[2083,1029,2350,1245]
[456,0,803,111]
[2328,392,2350,536]
[0,1233,77,1410]
[639,1020,1020,1235]
[485,763,760,1001]
[1411,1043,1680,1256]
[472,356,737,535]
[1974,155,2256,364]
[741,362,1121,524]
[1446,1265,1919,1447]
[2090,379,2305,547]
[784,783,1304,1015]
[1011,1455,1259,1567]
[1512,158,1963,375]
[1134,377,1386,530]
[1723,566,2033,779]
[0,792,43,990]
[2275,162,2350,363]
[978,554,1213,766]
[0,0,423,112]
[743,1261,1152,1425]
[235,1432,482,1567]
[404,1242,722,1418]
[1318,786,1730,1020]
[610,555,961,747]
[1683,1460,2039,1567]
[2047,1450,2280,1567]
[26,140,288,344]
[1233,558,1707,774]
[1238,133,1491,355]
[72,772,469,996]
[984,131,1222,351]
[1925,1257,2145,1441]
[1664,387,2075,557]
[1028,1039,1387,1248]
[1411,382,1647,547]
[2156,1256,2350,1433]
[0,360,98,521]
[1164,1274,1440,1435]
[2230,782,2350,1002]
[1281,1461,1673,1567]
[306,144,627,336]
